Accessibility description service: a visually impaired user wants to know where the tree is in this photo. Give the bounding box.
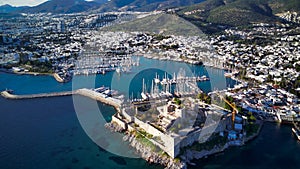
[174,98,182,105]
[224,96,234,111]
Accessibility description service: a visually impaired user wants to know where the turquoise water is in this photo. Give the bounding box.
[0,57,235,95]
[1,57,297,169]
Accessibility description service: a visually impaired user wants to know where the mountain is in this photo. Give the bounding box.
[0,4,28,13]
[102,13,203,36]
[5,0,206,14]
[96,0,206,12]
[18,0,105,14]
[177,0,300,29]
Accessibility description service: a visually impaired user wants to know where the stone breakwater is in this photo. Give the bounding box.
[0,90,75,99]
[105,122,186,169]
[1,88,122,112]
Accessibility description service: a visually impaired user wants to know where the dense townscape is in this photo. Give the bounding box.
[1,2,300,168]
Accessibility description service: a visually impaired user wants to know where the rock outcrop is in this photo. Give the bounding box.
[106,122,186,169]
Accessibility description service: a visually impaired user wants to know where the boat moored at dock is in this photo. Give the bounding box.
[292,122,300,141]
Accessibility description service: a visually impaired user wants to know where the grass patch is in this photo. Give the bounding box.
[185,133,228,152]
[245,123,260,137]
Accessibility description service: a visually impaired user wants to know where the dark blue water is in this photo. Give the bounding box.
[0,96,162,169]
[189,123,300,169]
[2,57,297,169]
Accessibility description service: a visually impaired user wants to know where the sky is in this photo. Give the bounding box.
[0,0,49,6]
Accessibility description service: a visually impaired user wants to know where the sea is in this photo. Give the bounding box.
[0,57,299,169]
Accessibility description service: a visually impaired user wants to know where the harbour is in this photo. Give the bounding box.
[0,56,299,169]
[1,94,300,169]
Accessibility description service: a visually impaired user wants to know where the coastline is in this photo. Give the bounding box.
[105,118,264,169]
[105,122,186,169]
[104,113,265,169]
[138,53,203,65]
[0,57,265,169]
[180,121,264,166]
[0,68,71,83]
[244,121,264,143]
[0,68,53,76]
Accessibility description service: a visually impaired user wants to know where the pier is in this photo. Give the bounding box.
[1,90,76,99]
[1,88,123,111]
[76,88,122,111]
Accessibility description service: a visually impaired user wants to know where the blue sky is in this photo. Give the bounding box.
[0,0,48,6]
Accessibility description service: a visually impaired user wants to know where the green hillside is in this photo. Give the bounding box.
[101,13,204,36]
[177,0,300,31]
[96,0,206,12]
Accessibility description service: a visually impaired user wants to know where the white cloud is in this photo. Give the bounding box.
[0,0,48,7]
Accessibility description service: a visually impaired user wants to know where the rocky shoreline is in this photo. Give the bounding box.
[180,143,230,165]
[105,122,186,169]
[105,120,264,169]
[244,121,264,143]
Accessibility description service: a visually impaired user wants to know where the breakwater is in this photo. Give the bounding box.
[1,90,75,99]
[1,89,122,110]
[76,88,122,111]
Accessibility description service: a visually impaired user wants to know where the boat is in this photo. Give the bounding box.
[53,71,72,83]
[224,72,232,78]
[154,73,160,84]
[292,128,300,141]
[141,78,150,100]
[95,86,109,93]
[116,67,121,74]
[198,75,210,81]
[103,89,112,96]
[161,72,168,85]
[224,70,239,78]
[292,122,300,141]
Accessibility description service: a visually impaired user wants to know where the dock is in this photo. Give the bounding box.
[76,88,122,111]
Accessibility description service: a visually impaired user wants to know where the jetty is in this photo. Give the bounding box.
[1,90,75,99]
[1,88,123,111]
[53,72,72,83]
[76,88,122,111]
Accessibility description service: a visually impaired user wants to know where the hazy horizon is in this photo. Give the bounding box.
[0,0,97,7]
[0,0,48,7]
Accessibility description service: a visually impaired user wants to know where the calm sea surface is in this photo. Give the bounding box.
[1,57,299,169]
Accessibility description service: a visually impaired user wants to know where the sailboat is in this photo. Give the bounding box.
[161,72,168,85]
[154,73,160,84]
[141,79,149,100]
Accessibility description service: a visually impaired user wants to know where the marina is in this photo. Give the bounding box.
[0,1,299,168]
[132,70,206,102]
[0,55,299,169]
[73,52,140,76]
